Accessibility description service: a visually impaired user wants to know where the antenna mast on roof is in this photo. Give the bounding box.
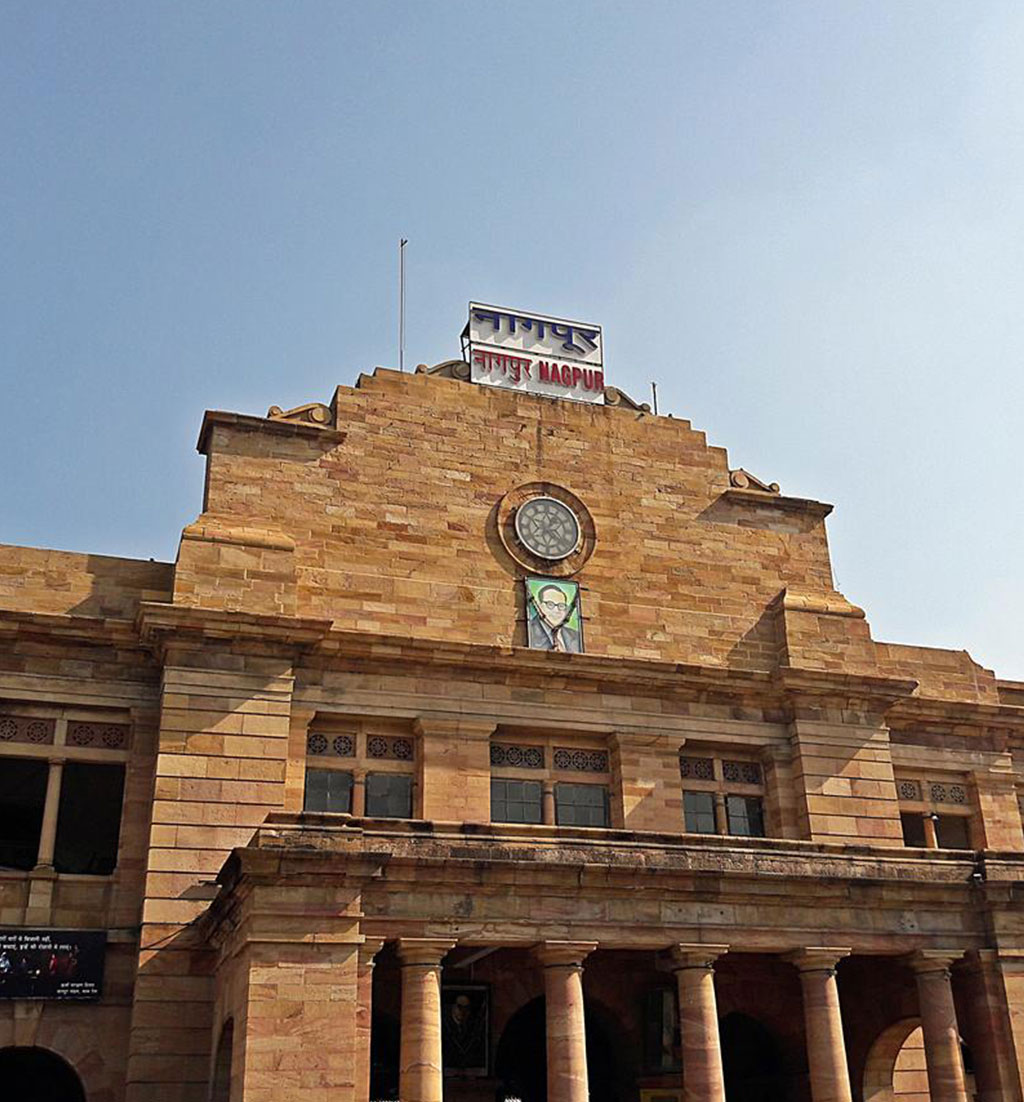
[398,238,408,371]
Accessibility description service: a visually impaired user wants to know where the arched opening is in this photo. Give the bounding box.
[493,995,620,1102]
[211,1019,234,1102]
[863,1018,976,1102]
[0,1046,86,1102]
[719,1012,785,1102]
[369,1010,400,1102]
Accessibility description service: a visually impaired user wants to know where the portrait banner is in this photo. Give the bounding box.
[442,984,489,1075]
[525,577,583,653]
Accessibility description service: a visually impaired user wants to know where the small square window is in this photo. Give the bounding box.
[491,779,543,824]
[901,812,927,847]
[725,795,765,838]
[304,769,354,814]
[683,791,717,835]
[555,782,609,828]
[365,773,413,819]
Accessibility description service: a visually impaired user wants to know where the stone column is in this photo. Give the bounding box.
[351,769,366,817]
[535,941,597,1102]
[786,949,853,1102]
[35,758,64,867]
[671,944,728,1102]
[542,780,556,825]
[958,950,1024,1102]
[355,939,384,1102]
[909,951,969,1102]
[714,793,729,836]
[397,938,455,1102]
[923,812,939,849]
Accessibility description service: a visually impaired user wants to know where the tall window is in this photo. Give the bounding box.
[896,776,973,850]
[303,723,416,819]
[0,713,129,875]
[679,753,767,838]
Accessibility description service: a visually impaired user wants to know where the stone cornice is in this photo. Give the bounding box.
[136,601,333,656]
[721,488,833,518]
[246,812,1004,891]
[0,609,144,650]
[197,409,346,454]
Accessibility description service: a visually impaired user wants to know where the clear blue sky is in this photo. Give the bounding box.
[2,2,1022,679]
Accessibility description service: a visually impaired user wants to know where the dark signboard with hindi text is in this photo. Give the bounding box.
[464,303,605,403]
[0,929,106,1000]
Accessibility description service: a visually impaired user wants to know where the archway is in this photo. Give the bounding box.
[0,1046,86,1102]
[494,996,620,1102]
[863,1018,976,1101]
[719,1012,785,1102]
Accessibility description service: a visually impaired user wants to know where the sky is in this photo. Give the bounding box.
[1,2,1022,679]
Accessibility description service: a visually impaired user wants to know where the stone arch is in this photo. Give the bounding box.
[0,1045,87,1102]
[493,994,624,1102]
[31,1025,119,1102]
[863,1017,976,1102]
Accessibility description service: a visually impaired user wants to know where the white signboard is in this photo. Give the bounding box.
[464,303,605,404]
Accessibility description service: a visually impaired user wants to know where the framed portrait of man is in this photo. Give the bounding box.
[441,984,489,1075]
[525,578,583,653]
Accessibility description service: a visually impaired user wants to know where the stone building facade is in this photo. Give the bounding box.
[1,364,1023,1102]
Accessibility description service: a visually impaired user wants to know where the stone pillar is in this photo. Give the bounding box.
[714,793,729,836]
[355,939,384,1102]
[542,780,556,826]
[352,769,366,817]
[397,938,455,1102]
[923,812,939,849]
[535,941,597,1102]
[35,758,64,867]
[909,951,969,1102]
[671,944,728,1102]
[958,950,1024,1102]
[786,949,853,1102]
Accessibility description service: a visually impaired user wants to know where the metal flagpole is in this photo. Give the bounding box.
[399,238,408,371]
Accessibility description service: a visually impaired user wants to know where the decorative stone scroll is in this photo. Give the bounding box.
[722,760,762,786]
[306,732,356,758]
[679,755,714,781]
[0,715,55,746]
[553,748,609,773]
[367,736,414,761]
[66,721,129,749]
[490,743,544,769]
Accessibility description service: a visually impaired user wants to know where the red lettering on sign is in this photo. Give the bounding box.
[538,361,550,382]
[572,366,582,387]
[560,364,572,386]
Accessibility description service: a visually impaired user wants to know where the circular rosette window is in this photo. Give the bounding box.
[497,483,595,576]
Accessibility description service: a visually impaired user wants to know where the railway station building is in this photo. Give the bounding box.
[2,317,1024,1102]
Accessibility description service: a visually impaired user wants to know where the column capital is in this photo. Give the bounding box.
[533,941,598,969]
[670,943,729,971]
[906,949,965,976]
[413,717,497,740]
[785,947,852,974]
[358,937,386,966]
[396,937,456,967]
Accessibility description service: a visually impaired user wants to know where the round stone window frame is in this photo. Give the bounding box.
[497,482,596,577]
